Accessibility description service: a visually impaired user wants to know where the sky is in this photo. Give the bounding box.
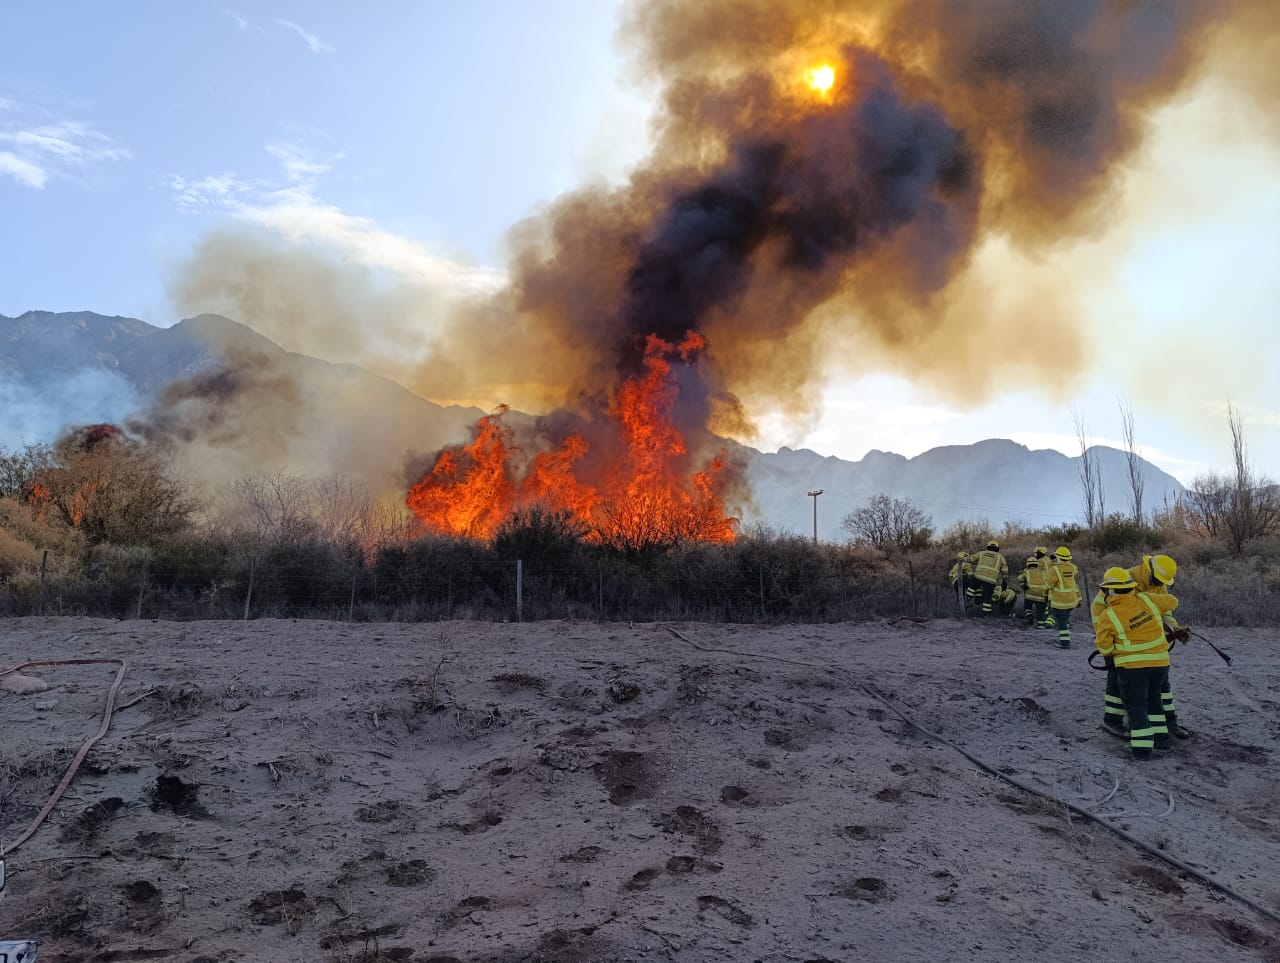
[2,1,1278,487]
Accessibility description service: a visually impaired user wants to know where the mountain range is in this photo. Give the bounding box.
[1,310,1184,540]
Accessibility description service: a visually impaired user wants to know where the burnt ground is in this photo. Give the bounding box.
[1,616,1278,962]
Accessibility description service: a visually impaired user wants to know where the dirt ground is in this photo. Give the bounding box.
[1,614,1278,963]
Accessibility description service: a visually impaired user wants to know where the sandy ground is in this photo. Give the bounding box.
[1,614,1278,963]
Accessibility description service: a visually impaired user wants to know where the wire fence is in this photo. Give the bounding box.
[1,555,968,624]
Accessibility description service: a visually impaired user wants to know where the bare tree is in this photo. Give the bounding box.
[220,472,315,545]
[1073,407,1105,530]
[1181,471,1231,539]
[1118,394,1144,523]
[1223,401,1280,553]
[312,474,374,546]
[841,493,933,550]
[0,443,56,499]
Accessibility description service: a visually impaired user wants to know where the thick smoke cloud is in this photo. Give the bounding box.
[172,0,1277,463]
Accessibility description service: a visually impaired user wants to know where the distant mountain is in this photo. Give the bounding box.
[740,439,1183,541]
[0,310,486,491]
[2,310,1183,533]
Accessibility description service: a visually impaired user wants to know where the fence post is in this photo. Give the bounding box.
[516,559,523,622]
[597,561,604,620]
[907,559,917,615]
[136,566,147,619]
[758,565,765,620]
[243,556,256,620]
[38,549,48,616]
[349,567,358,622]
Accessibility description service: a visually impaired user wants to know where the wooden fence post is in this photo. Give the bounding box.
[516,559,523,622]
[38,549,48,616]
[243,556,256,620]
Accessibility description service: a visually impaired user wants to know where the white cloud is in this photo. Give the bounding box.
[167,142,502,294]
[222,7,252,30]
[0,108,129,189]
[244,186,503,293]
[275,18,333,54]
[0,150,46,188]
[267,141,344,183]
[167,172,259,212]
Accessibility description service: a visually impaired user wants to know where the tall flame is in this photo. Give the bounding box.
[406,333,737,547]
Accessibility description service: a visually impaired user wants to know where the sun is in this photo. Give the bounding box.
[806,64,836,94]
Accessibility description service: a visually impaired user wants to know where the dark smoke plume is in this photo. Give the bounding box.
[173,0,1277,464]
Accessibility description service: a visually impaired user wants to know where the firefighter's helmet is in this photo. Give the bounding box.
[1101,567,1136,591]
[1146,554,1177,586]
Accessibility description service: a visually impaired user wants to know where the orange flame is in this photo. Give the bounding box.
[406,334,737,547]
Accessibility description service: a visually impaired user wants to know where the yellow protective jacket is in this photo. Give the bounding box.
[971,549,1008,586]
[948,560,972,587]
[1127,561,1180,628]
[1018,563,1049,602]
[1094,591,1179,669]
[1046,561,1081,610]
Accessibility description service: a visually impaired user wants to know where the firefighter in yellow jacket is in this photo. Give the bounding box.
[970,540,1009,616]
[1093,567,1179,760]
[1045,546,1081,648]
[1089,553,1190,739]
[1018,555,1050,627]
[1129,554,1191,739]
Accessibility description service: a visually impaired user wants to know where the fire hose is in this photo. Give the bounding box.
[1190,630,1233,665]
[1,659,129,855]
[664,625,1280,933]
[0,659,127,962]
[1087,628,1232,670]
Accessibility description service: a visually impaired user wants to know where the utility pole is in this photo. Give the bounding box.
[807,489,824,544]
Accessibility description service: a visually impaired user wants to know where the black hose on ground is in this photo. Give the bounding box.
[664,625,1280,932]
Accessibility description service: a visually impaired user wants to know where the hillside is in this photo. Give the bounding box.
[1,616,1276,961]
[2,310,1183,533]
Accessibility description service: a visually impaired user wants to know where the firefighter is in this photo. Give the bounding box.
[1089,578,1128,738]
[992,585,1019,617]
[1045,546,1081,648]
[1128,554,1192,739]
[1018,554,1050,627]
[971,540,1009,616]
[1093,567,1180,760]
[948,551,973,608]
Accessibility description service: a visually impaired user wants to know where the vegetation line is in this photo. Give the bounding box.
[663,626,1280,932]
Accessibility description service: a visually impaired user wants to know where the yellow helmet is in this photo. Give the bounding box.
[1101,566,1136,590]
[1053,546,1072,561]
[1025,556,1038,566]
[986,540,999,550]
[1034,546,1048,557]
[1146,554,1177,586]
[957,551,969,560]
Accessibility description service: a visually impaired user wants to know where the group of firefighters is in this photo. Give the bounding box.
[948,543,1190,761]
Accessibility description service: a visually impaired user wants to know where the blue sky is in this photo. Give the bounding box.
[3,2,1278,486]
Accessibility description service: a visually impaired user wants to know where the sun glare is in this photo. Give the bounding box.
[807,64,836,94]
